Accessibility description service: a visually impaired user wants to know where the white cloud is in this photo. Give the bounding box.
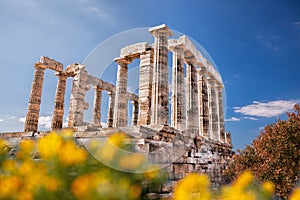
[293,21,300,29]
[19,116,52,129]
[225,117,240,122]
[234,100,299,118]
[0,119,3,122]
[101,122,108,128]
[8,116,15,120]
[243,116,258,121]
[19,117,26,123]
[38,116,52,129]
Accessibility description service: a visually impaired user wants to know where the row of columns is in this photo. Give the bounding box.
[112,24,225,141]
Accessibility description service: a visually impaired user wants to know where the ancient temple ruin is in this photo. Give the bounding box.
[22,24,233,193]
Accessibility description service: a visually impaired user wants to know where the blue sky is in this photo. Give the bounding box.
[0,0,300,150]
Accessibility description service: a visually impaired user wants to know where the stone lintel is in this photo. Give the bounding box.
[149,24,173,36]
[102,82,115,92]
[120,42,151,58]
[40,56,63,72]
[128,92,139,101]
[169,36,223,85]
[86,75,103,87]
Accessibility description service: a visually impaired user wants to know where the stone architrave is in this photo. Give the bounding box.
[149,24,172,126]
[138,49,153,126]
[171,46,186,130]
[51,72,68,130]
[92,86,103,127]
[68,65,89,127]
[131,101,139,126]
[24,63,47,132]
[113,57,131,127]
[186,59,199,135]
[107,91,115,127]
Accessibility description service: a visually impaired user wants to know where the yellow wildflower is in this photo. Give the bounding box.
[61,129,74,138]
[290,187,300,200]
[58,140,87,166]
[0,139,9,155]
[0,175,21,197]
[129,184,142,199]
[173,173,210,200]
[2,159,17,172]
[71,173,96,199]
[119,153,145,170]
[37,133,63,159]
[44,176,60,191]
[234,171,254,190]
[262,181,275,195]
[16,190,33,200]
[108,132,126,147]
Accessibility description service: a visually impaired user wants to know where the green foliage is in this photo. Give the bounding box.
[227,104,300,199]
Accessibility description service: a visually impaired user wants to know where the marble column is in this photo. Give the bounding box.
[216,83,225,141]
[131,101,139,126]
[51,72,68,130]
[197,67,207,136]
[207,76,218,140]
[201,74,210,138]
[24,63,47,132]
[92,86,102,127]
[138,49,153,126]
[107,91,115,128]
[68,66,89,127]
[186,59,199,135]
[215,84,221,141]
[113,57,131,127]
[149,24,172,126]
[171,46,186,130]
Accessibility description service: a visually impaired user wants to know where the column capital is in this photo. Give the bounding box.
[149,24,173,37]
[170,44,185,53]
[185,57,198,66]
[94,85,103,91]
[34,62,47,70]
[114,57,132,65]
[198,66,207,75]
[107,90,114,96]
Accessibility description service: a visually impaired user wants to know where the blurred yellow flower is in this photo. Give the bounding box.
[0,175,20,197]
[234,171,254,190]
[58,140,87,166]
[37,133,63,159]
[0,138,9,155]
[119,153,145,170]
[108,132,126,146]
[173,173,210,200]
[262,181,275,195]
[290,187,300,200]
[2,159,17,172]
